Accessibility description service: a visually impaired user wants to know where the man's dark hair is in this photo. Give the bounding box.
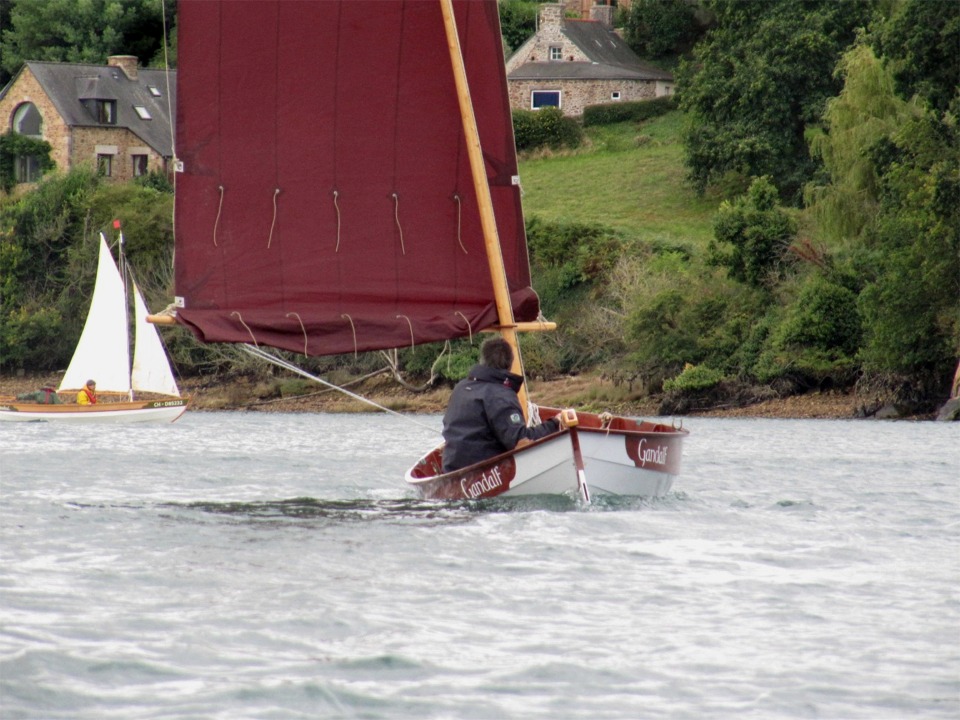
[480,337,513,370]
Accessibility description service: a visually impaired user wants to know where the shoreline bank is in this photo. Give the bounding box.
[1,371,896,420]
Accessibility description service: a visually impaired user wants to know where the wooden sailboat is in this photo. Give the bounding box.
[164,0,687,499]
[0,233,188,423]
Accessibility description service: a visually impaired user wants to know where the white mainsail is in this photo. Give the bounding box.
[59,234,131,394]
[132,280,181,397]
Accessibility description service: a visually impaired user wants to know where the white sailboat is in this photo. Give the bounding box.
[0,233,188,423]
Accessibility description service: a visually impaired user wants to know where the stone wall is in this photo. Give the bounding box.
[508,78,658,117]
[71,126,166,182]
[0,67,72,172]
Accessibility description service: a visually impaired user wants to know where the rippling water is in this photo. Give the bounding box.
[2,412,958,719]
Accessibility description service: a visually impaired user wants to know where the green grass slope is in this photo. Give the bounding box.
[517,111,719,249]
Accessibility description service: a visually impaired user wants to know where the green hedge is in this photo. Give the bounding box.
[512,107,583,151]
[582,96,676,127]
[0,132,55,193]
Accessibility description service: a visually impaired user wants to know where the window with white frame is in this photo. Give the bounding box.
[549,46,562,61]
[611,91,622,101]
[531,91,561,110]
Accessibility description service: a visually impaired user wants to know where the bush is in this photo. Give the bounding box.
[709,176,797,288]
[512,107,583,152]
[0,132,55,193]
[751,274,862,387]
[525,216,622,290]
[0,305,70,369]
[582,97,677,127]
[663,364,724,392]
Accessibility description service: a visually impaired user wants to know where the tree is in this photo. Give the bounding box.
[710,176,797,288]
[0,0,174,78]
[499,0,538,54]
[873,0,960,114]
[856,113,960,398]
[678,0,875,203]
[805,43,918,246]
[623,0,698,58]
[806,40,960,403]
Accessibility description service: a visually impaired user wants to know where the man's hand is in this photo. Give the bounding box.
[557,408,578,429]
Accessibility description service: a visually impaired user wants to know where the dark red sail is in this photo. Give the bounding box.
[173,0,538,356]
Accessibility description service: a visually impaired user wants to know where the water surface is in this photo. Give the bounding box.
[2,413,958,718]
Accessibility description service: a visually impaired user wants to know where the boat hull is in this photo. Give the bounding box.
[0,398,188,423]
[406,408,687,501]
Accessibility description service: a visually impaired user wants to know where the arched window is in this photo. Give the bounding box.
[10,103,45,183]
[12,102,43,137]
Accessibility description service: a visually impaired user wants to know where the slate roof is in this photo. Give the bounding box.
[4,61,177,156]
[508,19,673,82]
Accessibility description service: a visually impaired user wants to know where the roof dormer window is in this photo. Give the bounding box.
[549,46,562,61]
[83,99,117,125]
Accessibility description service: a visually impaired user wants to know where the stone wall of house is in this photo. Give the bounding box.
[71,126,167,182]
[0,67,72,172]
[506,3,590,71]
[509,78,658,117]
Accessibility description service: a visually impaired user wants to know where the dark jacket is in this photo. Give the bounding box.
[441,364,561,472]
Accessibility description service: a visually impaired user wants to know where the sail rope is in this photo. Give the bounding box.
[240,343,441,435]
[340,314,358,359]
[453,194,467,254]
[397,315,415,348]
[159,0,177,251]
[231,312,258,346]
[454,311,473,343]
[391,193,405,255]
[286,312,308,356]
[213,185,224,246]
[333,190,342,252]
[267,188,280,248]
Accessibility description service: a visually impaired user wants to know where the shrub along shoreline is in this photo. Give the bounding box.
[1,371,935,420]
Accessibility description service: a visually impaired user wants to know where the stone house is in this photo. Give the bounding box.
[0,56,176,188]
[505,2,673,117]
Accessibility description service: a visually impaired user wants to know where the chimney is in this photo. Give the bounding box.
[590,2,615,28]
[108,55,139,81]
[539,3,564,28]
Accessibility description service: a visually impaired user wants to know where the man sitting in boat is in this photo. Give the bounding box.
[441,337,566,472]
[76,379,98,405]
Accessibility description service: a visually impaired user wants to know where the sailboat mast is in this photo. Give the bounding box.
[117,229,134,401]
[439,0,530,417]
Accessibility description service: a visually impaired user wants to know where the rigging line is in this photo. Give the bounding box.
[453,194,467,254]
[240,344,441,435]
[392,193,405,255]
[333,190,342,252]
[341,314,358,359]
[286,312,308,356]
[267,188,280,248]
[213,185,224,246]
[230,312,258,346]
[160,0,177,253]
[397,315,415,349]
[454,311,473,343]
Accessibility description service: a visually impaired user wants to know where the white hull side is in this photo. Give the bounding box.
[577,430,677,497]
[405,420,685,501]
[495,438,579,497]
